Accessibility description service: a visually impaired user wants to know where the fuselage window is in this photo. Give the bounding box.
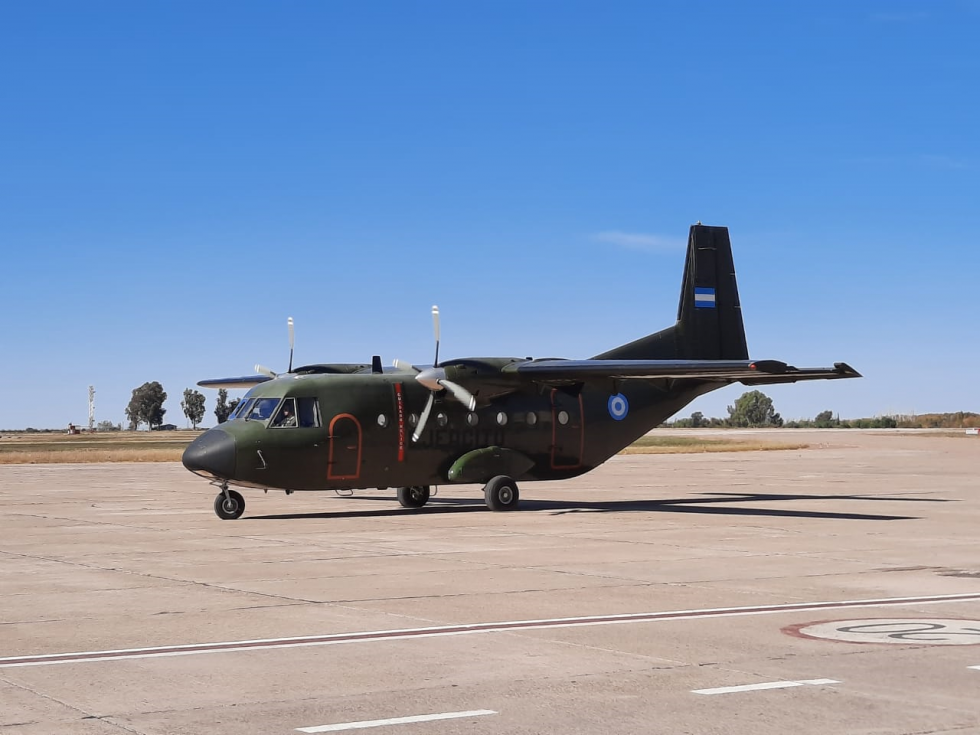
[557,410,569,426]
[297,397,320,428]
[377,414,388,428]
[436,412,448,427]
[247,397,280,422]
[408,413,419,427]
[496,411,508,426]
[466,412,479,427]
[526,411,538,426]
[271,398,298,428]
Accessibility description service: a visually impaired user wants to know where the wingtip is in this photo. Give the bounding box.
[834,362,862,378]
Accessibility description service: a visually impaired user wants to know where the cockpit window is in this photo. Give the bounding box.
[246,397,280,422]
[297,397,320,428]
[230,398,254,420]
[271,398,298,428]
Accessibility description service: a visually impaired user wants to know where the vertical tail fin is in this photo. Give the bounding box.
[594,224,749,361]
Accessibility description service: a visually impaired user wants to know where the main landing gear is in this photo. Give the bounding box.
[396,485,431,509]
[396,476,521,512]
[213,485,245,520]
[484,475,520,511]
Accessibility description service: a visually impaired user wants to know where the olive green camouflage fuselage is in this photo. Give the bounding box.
[210,364,714,492]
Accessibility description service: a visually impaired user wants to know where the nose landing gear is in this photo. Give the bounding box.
[213,484,245,520]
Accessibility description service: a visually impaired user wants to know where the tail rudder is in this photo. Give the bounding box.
[675,224,748,360]
[594,224,748,361]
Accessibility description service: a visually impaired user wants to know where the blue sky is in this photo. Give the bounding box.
[1,1,977,429]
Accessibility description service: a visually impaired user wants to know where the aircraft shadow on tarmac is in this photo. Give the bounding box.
[246,491,942,522]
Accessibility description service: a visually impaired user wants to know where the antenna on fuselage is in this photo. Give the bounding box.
[287,316,295,373]
[432,305,440,367]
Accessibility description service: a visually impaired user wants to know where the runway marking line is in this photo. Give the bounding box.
[296,710,497,732]
[969,665,980,670]
[692,678,839,695]
[2,592,979,668]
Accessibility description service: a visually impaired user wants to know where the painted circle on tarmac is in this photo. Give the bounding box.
[785,618,980,646]
[607,393,629,421]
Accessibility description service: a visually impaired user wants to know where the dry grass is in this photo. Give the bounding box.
[0,431,197,464]
[0,429,808,464]
[620,435,809,454]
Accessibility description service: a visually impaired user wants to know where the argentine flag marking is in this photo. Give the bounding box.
[694,287,716,309]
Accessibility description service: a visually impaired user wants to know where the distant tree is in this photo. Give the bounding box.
[690,411,706,428]
[126,382,168,430]
[214,388,233,424]
[727,390,783,428]
[96,420,121,432]
[228,397,241,416]
[814,410,834,428]
[181,388,206,429]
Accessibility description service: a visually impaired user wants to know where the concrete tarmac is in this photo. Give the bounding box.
[2,430,979,734]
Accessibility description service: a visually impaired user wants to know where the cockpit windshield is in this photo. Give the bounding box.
[244,397,280,422]
[230,398,254,420]
[227,396,320,427]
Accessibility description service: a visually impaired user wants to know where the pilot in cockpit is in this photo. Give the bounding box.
[272,402,297,428]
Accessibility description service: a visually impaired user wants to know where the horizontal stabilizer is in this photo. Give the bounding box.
[508,359,861,384]
[197,375,273,389]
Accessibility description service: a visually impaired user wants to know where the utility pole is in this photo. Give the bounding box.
[88,386,95,431]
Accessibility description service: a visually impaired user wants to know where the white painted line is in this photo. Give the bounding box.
[296,710,497,732]
[693,678,839,696]
[3,592,979,668]
[969,665,980,670]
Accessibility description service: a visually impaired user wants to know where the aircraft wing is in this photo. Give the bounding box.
[505,359,861,384]
[197,375,273,389]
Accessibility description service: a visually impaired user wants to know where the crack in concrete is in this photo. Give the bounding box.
[0,675,149,735]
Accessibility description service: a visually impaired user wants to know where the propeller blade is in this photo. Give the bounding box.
[412,393,435,443]
[392,359,419,373]
[287,317,295,373]
[439,380,476,411]
[431,305,440,367]
[255,364,277,378]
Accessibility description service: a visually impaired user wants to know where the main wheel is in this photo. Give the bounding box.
[214,489,245,520]
[397,485,431,509]
[484,475,519,511]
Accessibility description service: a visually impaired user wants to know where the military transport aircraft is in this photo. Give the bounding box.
[183,224,859,520]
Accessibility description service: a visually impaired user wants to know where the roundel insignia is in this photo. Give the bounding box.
[607,393,629,421]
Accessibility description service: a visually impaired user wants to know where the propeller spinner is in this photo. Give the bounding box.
[395,305,476,442]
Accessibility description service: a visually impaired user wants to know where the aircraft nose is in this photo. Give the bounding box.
[182,429,237,479]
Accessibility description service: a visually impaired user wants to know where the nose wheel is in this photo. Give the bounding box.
[214,488,245,520]
[484,475,520,511]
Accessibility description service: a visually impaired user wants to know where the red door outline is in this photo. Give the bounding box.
[328,413,363,481]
